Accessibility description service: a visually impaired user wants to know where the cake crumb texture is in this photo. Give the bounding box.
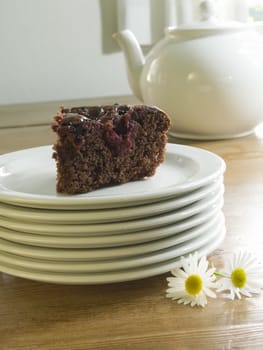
[52,104,171,194]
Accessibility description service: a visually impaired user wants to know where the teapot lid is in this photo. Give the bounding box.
[167,0,256,35]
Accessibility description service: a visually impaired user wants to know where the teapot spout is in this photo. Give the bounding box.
[113,30,145,101]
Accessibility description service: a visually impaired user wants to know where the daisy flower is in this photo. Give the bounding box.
[166,252,217,307]
[216,250,263,300]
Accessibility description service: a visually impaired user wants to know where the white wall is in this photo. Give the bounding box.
[0,0,254,106]
[0,0,132,105]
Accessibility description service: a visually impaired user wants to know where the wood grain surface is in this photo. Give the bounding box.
[0,120,263,350]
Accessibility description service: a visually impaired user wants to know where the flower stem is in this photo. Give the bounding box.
[214,271,230,278]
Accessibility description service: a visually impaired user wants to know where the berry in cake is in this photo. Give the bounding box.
[52,104,171,194]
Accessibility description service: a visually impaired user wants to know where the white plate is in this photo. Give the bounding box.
[0,144,225,209]
[0,209,222,248]
[0,214,224,272]
[0,202,221,237]
[0,207,224,262]
[0,226,226,284]
[0,186,223,225]
[0,179,222,224]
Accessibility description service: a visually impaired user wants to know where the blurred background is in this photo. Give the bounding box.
[1,0,263,106]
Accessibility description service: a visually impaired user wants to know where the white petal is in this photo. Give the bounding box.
[241,251,260,270]
[195,292,208,307]
[167,279,184,288]
[240,288,252,298]
[166,285,185,294]
[198,255,208,273]
[216,278,232,292]
[206,266,217,277]
[203,287,217,298]
[246,278,263,289]
[234,288,242,299]
[221,292,235,300]
[235,250,243,268]
[244,286,262,295]
[229,288,236,300]
[174,268,188,279]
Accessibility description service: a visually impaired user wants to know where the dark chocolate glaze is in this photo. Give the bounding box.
[53,104,138,156]
[62,104,129,121]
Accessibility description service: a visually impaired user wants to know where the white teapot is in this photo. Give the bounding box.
[114,2,263,139]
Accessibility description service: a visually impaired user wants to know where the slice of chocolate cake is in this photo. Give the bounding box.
[52,104,171,194]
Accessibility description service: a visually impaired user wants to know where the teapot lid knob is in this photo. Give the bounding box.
[199,0,218,22]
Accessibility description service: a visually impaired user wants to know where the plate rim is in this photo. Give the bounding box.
[0,206,223,261]
[0,187,224,231]
[0,213,224,270]
[0,201,222,236]
[0,210,223,249]
[0,143,226,209]
[0,179,223,223]
[0,183,224,225]
[0,227,226,284]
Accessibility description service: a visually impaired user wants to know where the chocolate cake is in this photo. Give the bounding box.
[52,104,171,194]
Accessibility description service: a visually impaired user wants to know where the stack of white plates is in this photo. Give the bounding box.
[0,143,226,284]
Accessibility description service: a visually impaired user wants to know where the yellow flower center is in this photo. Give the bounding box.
[185,274,203,296]
[231,268,247,288]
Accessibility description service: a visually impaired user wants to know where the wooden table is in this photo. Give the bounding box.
[1,119,263,349]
